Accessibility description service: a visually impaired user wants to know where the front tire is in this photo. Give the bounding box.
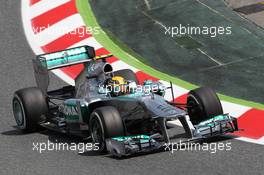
[187,87,223,124]
[12,87,48,132]
[89,106,124,152]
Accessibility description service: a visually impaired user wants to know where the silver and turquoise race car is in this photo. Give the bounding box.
[12,45,238,157]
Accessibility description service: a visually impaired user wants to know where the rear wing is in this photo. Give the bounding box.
[37,45,96,70]
[32,45,112,93]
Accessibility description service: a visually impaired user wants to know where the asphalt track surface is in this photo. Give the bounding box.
[0,1,263,175]
[90,0,264,104]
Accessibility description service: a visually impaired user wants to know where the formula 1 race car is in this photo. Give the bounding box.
[12,45,238,157]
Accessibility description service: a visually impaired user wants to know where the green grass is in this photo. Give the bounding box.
[76,0,264,110]
[103,29,150,65]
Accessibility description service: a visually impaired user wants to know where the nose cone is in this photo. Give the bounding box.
[142,95,186,118]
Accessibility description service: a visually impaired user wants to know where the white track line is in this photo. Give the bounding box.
[35,14,85,46]
[144,0,151,10]
[30,0,71,19]
[237,137,264,145]
[221,101,251,118]
[141,11,167,30]
[111,60,139,72]
[197,48,223,66]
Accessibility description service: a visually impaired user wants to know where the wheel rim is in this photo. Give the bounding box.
[13,99,24,126]
[91,116,105,151]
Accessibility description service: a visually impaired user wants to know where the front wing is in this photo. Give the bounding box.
[106,114,238,157]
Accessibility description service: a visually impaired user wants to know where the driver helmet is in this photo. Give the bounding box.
[107,76,128,96]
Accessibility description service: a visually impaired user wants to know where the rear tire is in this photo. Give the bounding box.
[187,87,223,125]
[12,87,48,132]
[89,106,124,152]
[113,69,139,84]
